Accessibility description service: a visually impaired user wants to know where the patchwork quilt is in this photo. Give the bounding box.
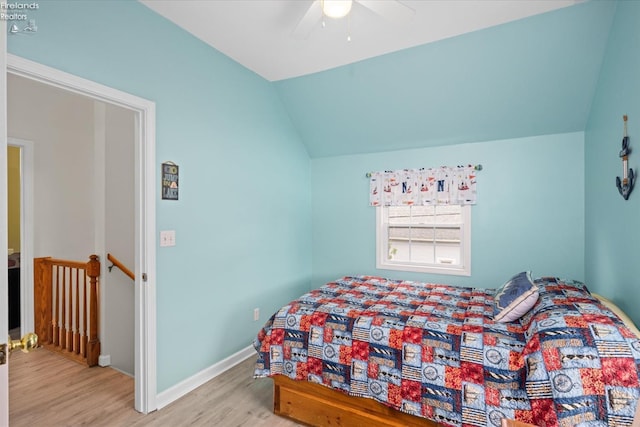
[253,276,640,427]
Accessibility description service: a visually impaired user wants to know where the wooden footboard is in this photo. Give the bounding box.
[272,375,441,427]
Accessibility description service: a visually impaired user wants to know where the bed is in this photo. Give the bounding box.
[254,274,640,427]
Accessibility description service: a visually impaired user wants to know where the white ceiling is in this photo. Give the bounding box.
[140,0,581,82]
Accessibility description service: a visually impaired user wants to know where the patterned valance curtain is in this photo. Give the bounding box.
[369,165,478,207]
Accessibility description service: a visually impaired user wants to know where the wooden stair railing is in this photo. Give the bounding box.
[34,255,101,366]
[107,253,134,280]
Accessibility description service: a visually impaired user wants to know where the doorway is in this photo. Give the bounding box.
[8,75,137,375]
[6,138,34,343]
[6,54,157,414]
[7,144,21,340]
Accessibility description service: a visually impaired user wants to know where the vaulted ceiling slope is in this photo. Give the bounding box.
[140,0,579,82]
[275,1,616,158]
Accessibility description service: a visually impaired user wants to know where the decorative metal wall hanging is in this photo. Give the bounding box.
[616,115,634,200]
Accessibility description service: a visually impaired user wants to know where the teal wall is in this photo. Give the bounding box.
[8,1,312,392]
[311,132,585,288]
[585,1,640,326]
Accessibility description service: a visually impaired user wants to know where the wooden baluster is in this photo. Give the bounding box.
[74,267,80,355]
[65,267,70,352]
[66,267,76,352]
[60,266,67,350]
[52,266,60,347]
[86,255,101,366]
[82,268,88,359]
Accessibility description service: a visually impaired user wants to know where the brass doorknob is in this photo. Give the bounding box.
[8,332,38,353]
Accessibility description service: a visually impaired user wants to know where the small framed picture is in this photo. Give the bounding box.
[162,162,179,200]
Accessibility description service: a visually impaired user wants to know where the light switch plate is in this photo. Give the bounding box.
[160,230,176,247]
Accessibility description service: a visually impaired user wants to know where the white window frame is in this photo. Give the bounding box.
[376,205,471,276]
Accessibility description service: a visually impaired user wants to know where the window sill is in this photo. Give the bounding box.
[377,260,471,276]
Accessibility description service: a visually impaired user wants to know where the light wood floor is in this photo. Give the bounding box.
[9,347,301,426]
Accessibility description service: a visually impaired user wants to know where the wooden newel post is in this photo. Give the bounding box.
[33,257,53,344]
[86,255,101,366]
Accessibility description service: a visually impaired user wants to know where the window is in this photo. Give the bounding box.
[376,204,471,276]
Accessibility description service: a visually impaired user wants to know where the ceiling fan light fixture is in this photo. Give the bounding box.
[321,0,353,19]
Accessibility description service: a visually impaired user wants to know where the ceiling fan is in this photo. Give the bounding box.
[292,0,415,39]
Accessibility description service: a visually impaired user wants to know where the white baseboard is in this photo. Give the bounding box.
[155,345,256,410]
[98,354,111,367]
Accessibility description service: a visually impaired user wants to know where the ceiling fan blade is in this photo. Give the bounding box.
[291,0,323,39]
[356,0,415,24]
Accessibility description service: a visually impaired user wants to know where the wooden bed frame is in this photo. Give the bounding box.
[272,375,544,427]
[272,374,440,427]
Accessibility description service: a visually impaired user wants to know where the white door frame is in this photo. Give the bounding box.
[1,18,9,426]
[7,138,34,337]
[6,54,157,414]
